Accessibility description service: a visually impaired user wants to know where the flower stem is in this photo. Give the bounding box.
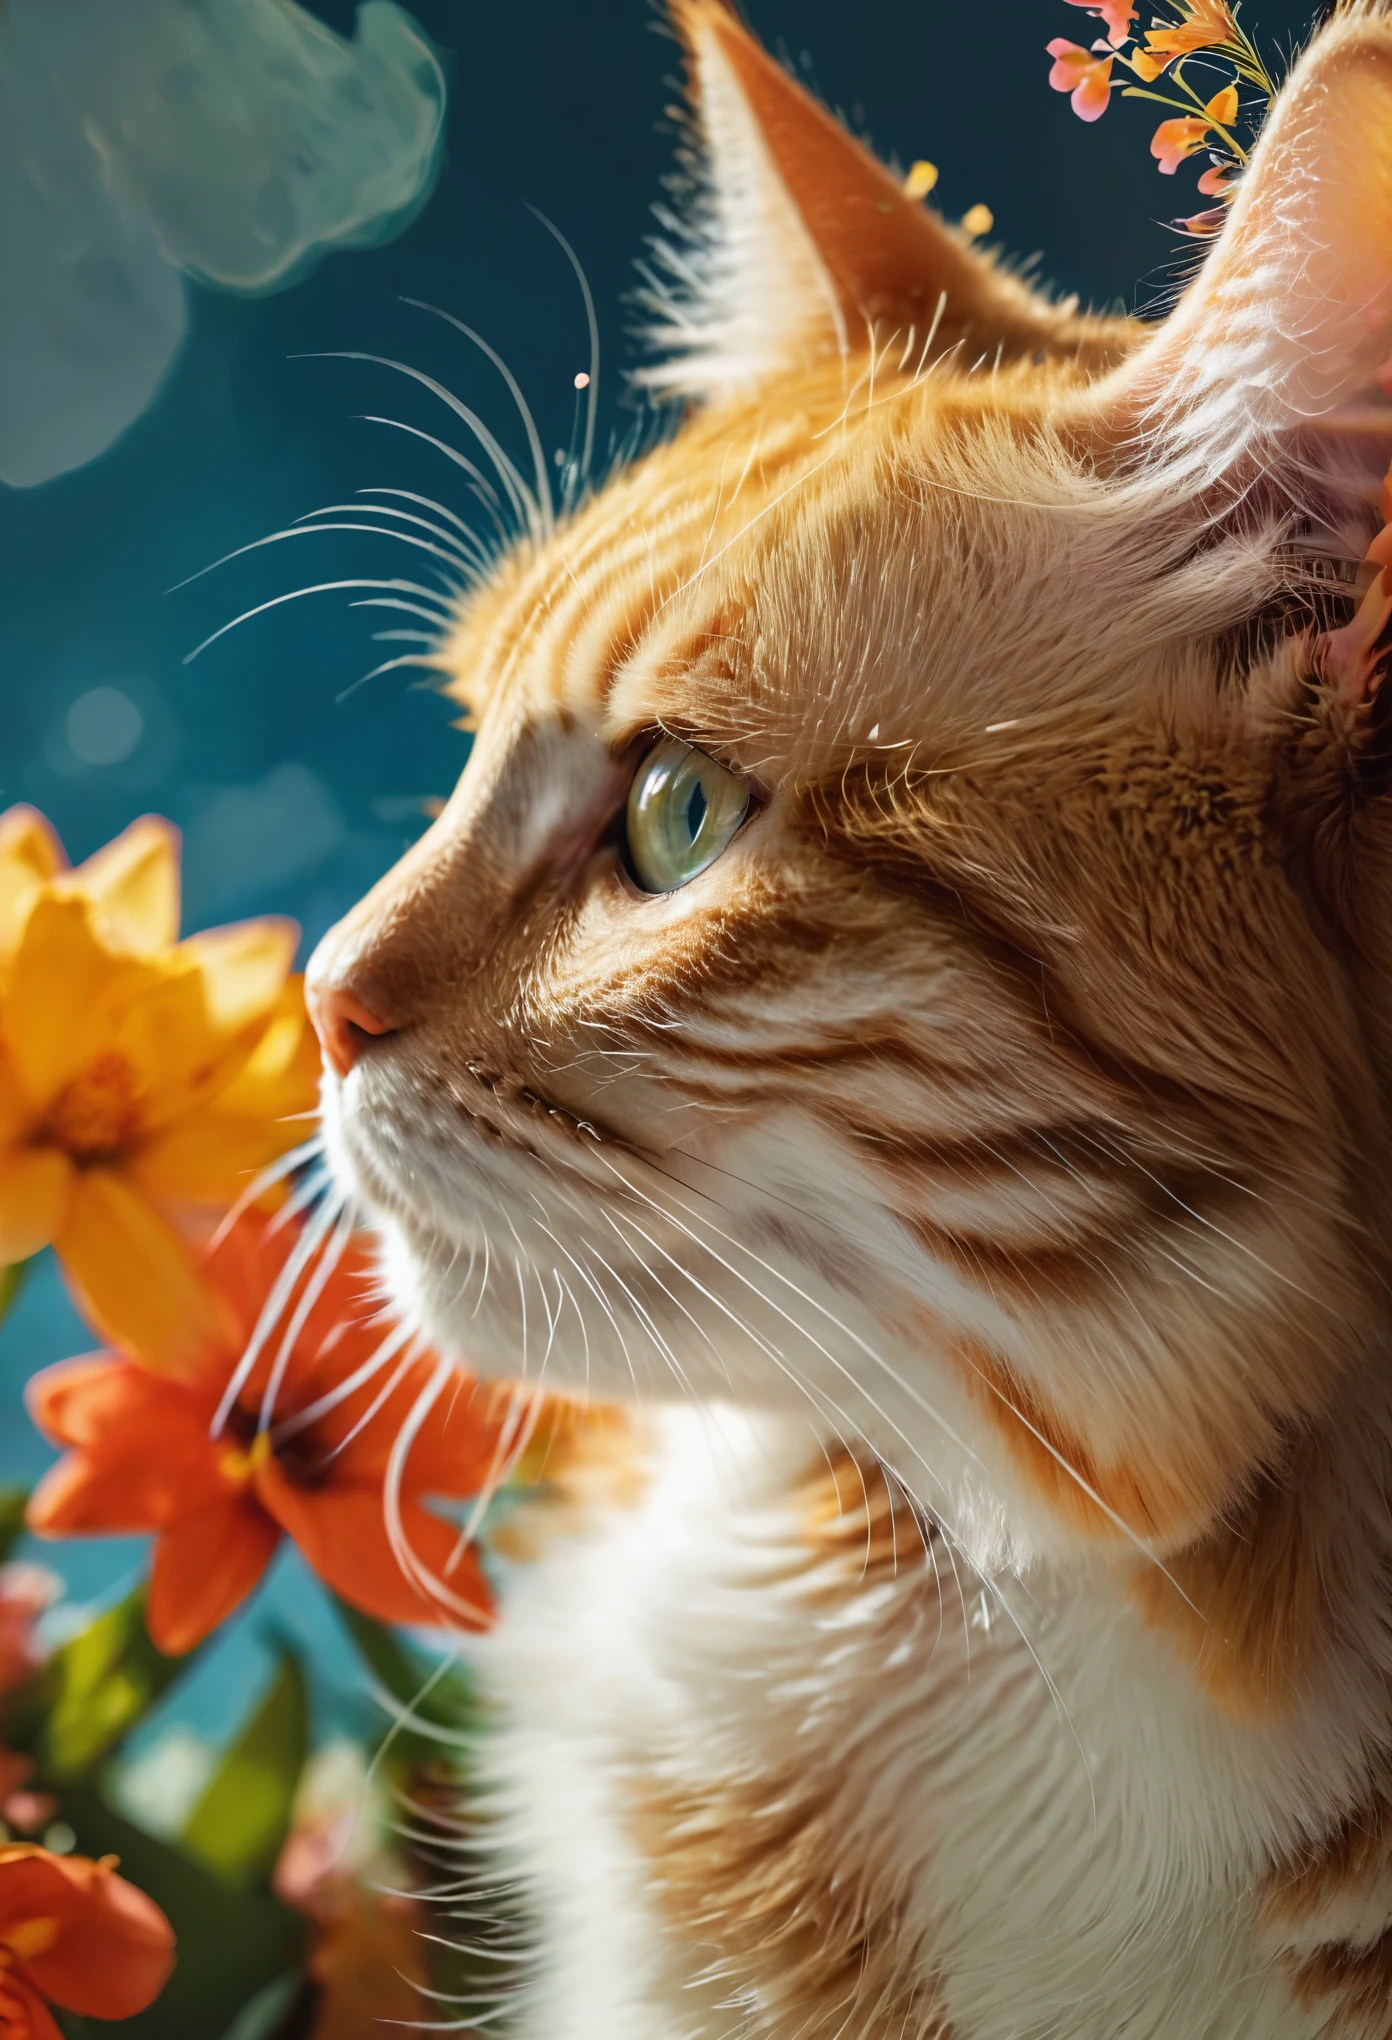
[0,1257,30,1333]
[1118,83,1248,162]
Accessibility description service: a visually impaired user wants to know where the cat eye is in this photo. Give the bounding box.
[623,737,751,894]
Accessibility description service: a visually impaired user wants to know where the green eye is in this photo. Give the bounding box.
[624,737,750,894]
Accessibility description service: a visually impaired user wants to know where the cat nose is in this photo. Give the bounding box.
[308,982,398,1079]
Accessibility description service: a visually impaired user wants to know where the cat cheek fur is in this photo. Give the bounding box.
[305,2,1392,2032]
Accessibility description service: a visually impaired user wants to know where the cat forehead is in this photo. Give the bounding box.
[438,357,1186,779]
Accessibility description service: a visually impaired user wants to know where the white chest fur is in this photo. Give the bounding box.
[469,1406,1362,2040]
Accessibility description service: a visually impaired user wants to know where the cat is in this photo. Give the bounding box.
[305,1,1392,2033]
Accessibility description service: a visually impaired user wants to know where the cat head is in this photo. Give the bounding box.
[308,0,1392,1604]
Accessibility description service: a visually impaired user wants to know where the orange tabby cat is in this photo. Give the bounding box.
[306,2,1392,2032]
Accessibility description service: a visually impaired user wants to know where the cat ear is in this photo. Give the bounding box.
[1092,12,1392,499]
[1087,10,1392,707]
[641,0,1127,403]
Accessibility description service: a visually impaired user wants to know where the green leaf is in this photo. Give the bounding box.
[37,1586,196,1779]
[182,1652,308,1883]
[0,1255,30,1329]
[332,1595,481,1773]
[334,1594,479,1727]
[54,1781,304,2040]
[216,1970,310,2040]
[0,1485,30,1566]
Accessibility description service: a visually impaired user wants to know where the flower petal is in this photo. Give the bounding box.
[27,1449,166,1537]
[337,1368,511,1492]
[181,918,298,1031]
[25,1354,146,1449]
[127,978,321,1203]
[27,1372,218,1535]
[259,1472,493,1629]
[0,1845,175,2018]
[106,958,226,1131]
[0,1967,64,2039]
[66,816,180,956]
[1045,40,1112,119]
[0,1147,71,1266]
[0,1049,37,1148]
[0,807,64,883]
[1143,0,1235,56]
[127,1097,309,1207]
[54,1168,227,1373]
[0,806,65,972]
[2,897,144,1113]
[1062,0,1135,47]
[148,1499,279,1653]
[208,980,322,1122]
[1151,115,1208,173]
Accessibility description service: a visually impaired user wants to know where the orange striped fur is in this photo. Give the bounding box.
[308,3,1392,2031]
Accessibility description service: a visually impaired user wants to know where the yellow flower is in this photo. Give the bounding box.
[0,807,320,1371]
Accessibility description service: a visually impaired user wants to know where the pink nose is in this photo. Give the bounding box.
[308,983,397,1079]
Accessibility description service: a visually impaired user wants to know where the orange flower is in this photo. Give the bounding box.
[1046,39,1113,121]
[26,1214,511,1652]
[281,1862,425,2040]
[0,1843,174,2036]
[1196,162,1236,195]
[1062,0,1136,48]
[274,1748,426,2039]
[1151,85,1237,174]
[1150,114,1208,172]
[0,807,320,1370]
[1140,0,1236,63]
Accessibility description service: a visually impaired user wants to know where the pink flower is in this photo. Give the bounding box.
[0,1563,56,1697]
[1150,116,1208,173]
[1062,0,1136,48]
[1046,40,1113,122]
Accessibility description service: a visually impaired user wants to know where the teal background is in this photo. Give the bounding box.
[0,0,1323,1733]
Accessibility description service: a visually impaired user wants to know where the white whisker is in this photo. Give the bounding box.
[402,299,555,536]
[207,1135,325,1249]
[272,1319,416,1446]
[357,413,504,513]
[526,208,600,491]
[257,1204,356,1431]
[212,1188,346,1436]
[183,579,453,666]
[298,352,540,541]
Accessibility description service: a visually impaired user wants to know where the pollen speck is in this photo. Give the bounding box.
[574,371,591,390]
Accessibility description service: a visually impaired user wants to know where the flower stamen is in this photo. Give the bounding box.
[2,1916,59,1961]
[43,1052,142,1163]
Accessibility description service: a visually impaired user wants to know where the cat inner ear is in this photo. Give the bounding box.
[640,0,1132,404]
[1088,11,1392,703]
